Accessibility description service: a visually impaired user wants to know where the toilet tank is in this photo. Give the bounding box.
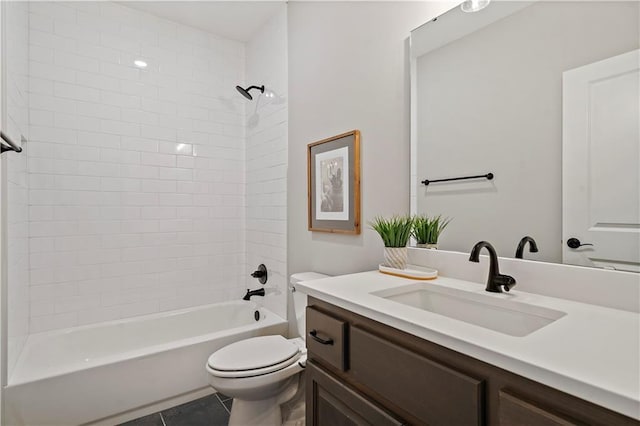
[290,272,330,339]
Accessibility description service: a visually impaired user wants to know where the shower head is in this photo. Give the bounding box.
[236,85,265,100]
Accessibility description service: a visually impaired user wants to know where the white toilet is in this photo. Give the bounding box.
[206,272,329,426]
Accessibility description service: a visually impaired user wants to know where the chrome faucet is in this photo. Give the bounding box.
[469,241,516,293]
[515,236,538,259]
[243,288,265,301]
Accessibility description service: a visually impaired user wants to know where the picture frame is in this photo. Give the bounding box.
[307,130,361,234]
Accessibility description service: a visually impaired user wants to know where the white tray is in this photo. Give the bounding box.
[378,264,438,280]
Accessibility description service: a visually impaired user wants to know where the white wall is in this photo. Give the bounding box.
[287,2,452,277]
[4,0,30,378]
[415,1,640,262]
[245,6,288,319]
[26,2,247,332]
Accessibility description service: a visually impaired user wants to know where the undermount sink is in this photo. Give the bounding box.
[371,283,566,337]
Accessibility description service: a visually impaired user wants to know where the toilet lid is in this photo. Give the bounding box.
[207,335,299,372]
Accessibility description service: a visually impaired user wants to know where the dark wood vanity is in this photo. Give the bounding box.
[305,297,638,426]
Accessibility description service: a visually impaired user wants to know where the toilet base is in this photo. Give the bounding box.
[229,397,282,426]
[227,375,299,426]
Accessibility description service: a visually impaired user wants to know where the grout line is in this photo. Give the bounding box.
[159,412,167,426]
[215,393,231,415]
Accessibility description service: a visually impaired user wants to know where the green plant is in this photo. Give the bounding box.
[412,215,451,245]
[369,216,414,248]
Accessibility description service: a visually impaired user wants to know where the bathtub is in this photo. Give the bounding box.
[4,301,287,426]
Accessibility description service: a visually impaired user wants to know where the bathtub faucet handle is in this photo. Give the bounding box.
[250,264,268,284]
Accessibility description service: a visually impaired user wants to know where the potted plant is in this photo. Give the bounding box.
[412,215,451,249]
[370,215,414,269]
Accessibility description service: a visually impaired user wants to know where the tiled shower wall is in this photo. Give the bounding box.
[245,7,288,319]
[5,0,30,375]
[26,2,248,332]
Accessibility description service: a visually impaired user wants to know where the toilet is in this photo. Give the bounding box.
[206,272,329,426]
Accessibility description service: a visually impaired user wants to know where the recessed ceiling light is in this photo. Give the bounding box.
[134,60,148,68]
[460,0,491,13]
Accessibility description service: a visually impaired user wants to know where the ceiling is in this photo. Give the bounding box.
[120,1,285,42]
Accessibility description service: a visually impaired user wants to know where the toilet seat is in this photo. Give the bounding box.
[207,336,301,378]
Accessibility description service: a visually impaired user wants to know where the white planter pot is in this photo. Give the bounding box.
[383,247,408,270]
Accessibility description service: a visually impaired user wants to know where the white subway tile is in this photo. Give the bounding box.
[76,42,121,64]
[141,152,175,167]
[29,93,76,114]
[77,161,120,177]
[30,109,54,126]
[121,137,158,153]
[141,179,176,193]
[158,193,192,206]
[76,307,120,326]
[54,81,100,102]
[30,312,77,333]
[121,192,158,206]
[141,124,176,141]
[141,207,176,220]
[29,44,54,64]
[118,300,159,319]
[30,31,77,54]
[54,294,101,314]
[121,109,158,126]
[54,21,100,45]
[101,91,140,109]
[29,13,54,33]
[77,130,121,149]
[54,50,99,73]
[76,249,121,265]
[54,112,101,132]
[76,71,120,91]
[30,2,76,22]
[75,102,120,120]
[29,125,77,144]
[101,119,141,137]
[100,32,141,54]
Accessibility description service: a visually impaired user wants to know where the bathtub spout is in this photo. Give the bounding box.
[243,288,265,301]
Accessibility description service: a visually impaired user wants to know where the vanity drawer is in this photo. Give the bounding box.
[498,390,579,426]
[306,306,348,371]
[350,326,485,426]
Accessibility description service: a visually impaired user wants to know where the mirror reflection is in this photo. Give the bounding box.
[410,1,639,272]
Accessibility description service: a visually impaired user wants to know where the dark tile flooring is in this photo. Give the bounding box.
[120,393,232,426]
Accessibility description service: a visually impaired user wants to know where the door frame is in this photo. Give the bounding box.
[0,0,8,422]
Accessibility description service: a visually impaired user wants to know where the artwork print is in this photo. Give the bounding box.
[315,147,349,221]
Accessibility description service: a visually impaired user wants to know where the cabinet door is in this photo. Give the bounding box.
[306,360,405,426]
[499,390,581,426]
[350,326,485,426]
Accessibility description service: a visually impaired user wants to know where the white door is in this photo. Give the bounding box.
[563,49,640,272]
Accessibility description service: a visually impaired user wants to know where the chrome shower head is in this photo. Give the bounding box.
[236,85,264,100]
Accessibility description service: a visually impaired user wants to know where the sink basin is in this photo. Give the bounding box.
[372,283,566,337]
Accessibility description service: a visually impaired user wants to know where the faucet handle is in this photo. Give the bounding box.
[495,274,516,292]
[250,264,268,284]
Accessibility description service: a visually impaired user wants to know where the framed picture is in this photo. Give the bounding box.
[307,130,361,234]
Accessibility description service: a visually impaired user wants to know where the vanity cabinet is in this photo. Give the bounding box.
[305,298,638,426]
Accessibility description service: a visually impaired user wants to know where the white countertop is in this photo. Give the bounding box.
[297,271,640,420]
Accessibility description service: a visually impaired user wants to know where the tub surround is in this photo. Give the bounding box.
[296,249,640,420]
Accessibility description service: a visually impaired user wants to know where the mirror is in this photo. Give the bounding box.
[410,1,639,272]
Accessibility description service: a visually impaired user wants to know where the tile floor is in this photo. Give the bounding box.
[120,393,232,426]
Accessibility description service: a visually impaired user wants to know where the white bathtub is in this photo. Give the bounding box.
[4,301,287,426]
